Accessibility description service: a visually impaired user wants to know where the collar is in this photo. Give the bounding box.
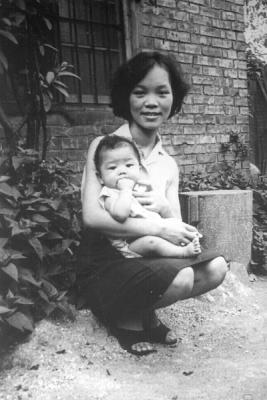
[114,124,165,158]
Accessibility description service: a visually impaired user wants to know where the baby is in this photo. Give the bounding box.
[94,135,201,259]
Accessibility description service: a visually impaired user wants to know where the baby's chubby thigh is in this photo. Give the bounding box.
[129,235,165,257]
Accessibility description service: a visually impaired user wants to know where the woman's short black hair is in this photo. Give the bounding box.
[110,51,190,121]
[94,135,141,173]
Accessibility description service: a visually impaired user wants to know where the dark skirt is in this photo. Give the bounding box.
[75,229,221,323]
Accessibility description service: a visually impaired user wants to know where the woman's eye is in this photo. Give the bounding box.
[126,163,134,168]
[159,91,170,96]
[108,166,116,170]
[132,90,145,97]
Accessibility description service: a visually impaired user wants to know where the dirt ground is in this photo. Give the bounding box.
[0,263,267,400]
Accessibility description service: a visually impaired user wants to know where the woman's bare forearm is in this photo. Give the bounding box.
[83,206,160,238]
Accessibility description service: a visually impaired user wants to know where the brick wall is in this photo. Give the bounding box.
[140,0,249,175]
[0,0,250,176]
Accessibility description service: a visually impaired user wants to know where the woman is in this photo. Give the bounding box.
[78,51,228,356]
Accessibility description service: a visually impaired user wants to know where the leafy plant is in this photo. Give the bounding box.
[0,0,80,159]
[0,154,81,340]
[220,132,249,162]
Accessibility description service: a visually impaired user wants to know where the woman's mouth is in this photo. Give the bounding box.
[142,112,161,119]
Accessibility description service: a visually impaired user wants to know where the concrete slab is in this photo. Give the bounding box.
[180,190,253,268]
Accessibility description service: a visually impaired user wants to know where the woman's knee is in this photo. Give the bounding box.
[206,256,228,288]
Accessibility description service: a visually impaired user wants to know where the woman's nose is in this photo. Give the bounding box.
[144,94,158,107]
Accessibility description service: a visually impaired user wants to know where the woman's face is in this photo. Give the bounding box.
[129,64,173,132]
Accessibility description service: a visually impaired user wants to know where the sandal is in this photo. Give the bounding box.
[110,326,157,356]
[147,321,177,345]
[142,313,177,345]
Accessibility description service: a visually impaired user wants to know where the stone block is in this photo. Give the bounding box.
[180,190,253,267]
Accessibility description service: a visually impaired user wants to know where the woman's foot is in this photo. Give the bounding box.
[142,311,177,345]
[182,237,201,258]
[110,326,156,356]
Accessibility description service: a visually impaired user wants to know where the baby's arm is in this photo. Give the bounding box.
[104,187,133,223]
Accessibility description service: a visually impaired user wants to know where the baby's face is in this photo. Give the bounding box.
[98,144,140,189]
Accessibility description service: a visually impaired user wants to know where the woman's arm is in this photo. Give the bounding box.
[165,160,182,220]
[82,137,197,244]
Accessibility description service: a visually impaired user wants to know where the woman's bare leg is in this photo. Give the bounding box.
[115,256,228,353]
[154,256,228,309]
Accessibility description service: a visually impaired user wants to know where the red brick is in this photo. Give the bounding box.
[191,34,212,45]
[210,0,231,10]
[166,30,191,42]
[142,25,166,39]
[211,19,232,30]
[222,11,235,20]
[199,7,221,19]
[212,38,232,48]
[179,43,202,54]
[203,66,223,76]
[184,125,207,135]
[193,95,215,104]
[197,153,217,163]
[157,0,176,7]
[200,25,224,38]
[194,115,217,124]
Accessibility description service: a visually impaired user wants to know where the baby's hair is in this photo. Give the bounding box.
[94,135,141,172]
[111,51,189,121]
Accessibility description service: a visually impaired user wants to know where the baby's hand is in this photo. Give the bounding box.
[117,177,135,191]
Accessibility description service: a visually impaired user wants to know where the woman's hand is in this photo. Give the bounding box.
[159,218,201,245]
[133,182,172,217]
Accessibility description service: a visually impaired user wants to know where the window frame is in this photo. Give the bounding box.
[52,0,139,107]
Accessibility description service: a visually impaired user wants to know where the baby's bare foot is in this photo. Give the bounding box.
[182,237,201,257]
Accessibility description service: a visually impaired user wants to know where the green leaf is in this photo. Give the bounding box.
[53,80,67,88]
[0,30,18,44]
[0,175,11,183]
[0,182,21,200]
[6,312,34,332]
[28,237,43,260]
[57,71,81,80]
[38,289,49,303]
[43,17,52,30]
[19,268,41,287]
[14,296,34,305]
[54,86,69,98]
[1,263,18,281]
[0,238,8,248]
[42,279,58,299]
[45,232,63,240]
[43,43,58,52]
[14,12,25,26]
[57,208,71,221]
[42,93,52,112]
[2,18,11,26]
[0,305,12,314]
[0,50,8,70]
[39,45,45,56]
[0,208,18,217]
[31,214,50,224]
[46,71,55,84]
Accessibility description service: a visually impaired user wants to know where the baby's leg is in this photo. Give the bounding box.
[181,237,201,257]
[129,236,201,258]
